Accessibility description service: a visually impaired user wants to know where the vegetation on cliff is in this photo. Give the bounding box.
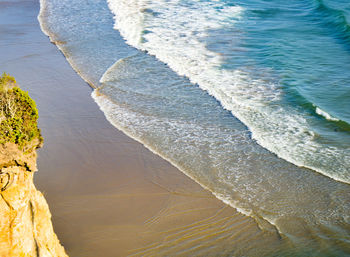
[0,73,66,256]
[0,73,43,150]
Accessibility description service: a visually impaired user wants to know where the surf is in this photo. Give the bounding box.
[107,0,350,184]
[38,0,350,254]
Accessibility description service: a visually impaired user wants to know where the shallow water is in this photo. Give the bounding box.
[39,0,350,255]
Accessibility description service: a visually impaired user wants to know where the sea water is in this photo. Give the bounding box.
[39,0,350,255]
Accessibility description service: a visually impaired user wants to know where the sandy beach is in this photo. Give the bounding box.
[0,0,285,256]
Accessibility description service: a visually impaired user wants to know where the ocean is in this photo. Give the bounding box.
[38,0,350,255]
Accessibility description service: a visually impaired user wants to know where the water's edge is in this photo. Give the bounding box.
[37,1,350,255]
[37,0,282,235]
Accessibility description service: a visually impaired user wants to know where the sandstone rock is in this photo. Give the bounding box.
[0,143,67,257]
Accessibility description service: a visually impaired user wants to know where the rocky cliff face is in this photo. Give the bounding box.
[0,142,67,257]
[0,74,67,257]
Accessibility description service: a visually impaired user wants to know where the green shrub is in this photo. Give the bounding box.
[0,73,43,150]
[0,72,16,91]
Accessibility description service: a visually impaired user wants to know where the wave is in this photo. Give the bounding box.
[314,0,350,45]
[107,0,350,184]
[94,53,350,253]
[315,106,340,122]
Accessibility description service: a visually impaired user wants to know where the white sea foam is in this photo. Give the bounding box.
[315,106,340,122]
[93,51,350,246]
[107,0,350,183]
[92,88,281,235]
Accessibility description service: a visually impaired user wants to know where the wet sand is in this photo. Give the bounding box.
[0,0,285,256]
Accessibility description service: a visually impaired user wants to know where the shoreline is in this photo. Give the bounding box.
[0,0,286,256]
[38,0,258,222]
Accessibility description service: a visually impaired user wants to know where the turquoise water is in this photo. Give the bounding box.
[107,0,350,183]
[39,0,350,255]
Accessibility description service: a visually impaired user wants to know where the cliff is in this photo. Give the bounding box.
[0,73,67,257]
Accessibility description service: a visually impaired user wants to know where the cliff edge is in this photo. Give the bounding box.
[0,73,67,257]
